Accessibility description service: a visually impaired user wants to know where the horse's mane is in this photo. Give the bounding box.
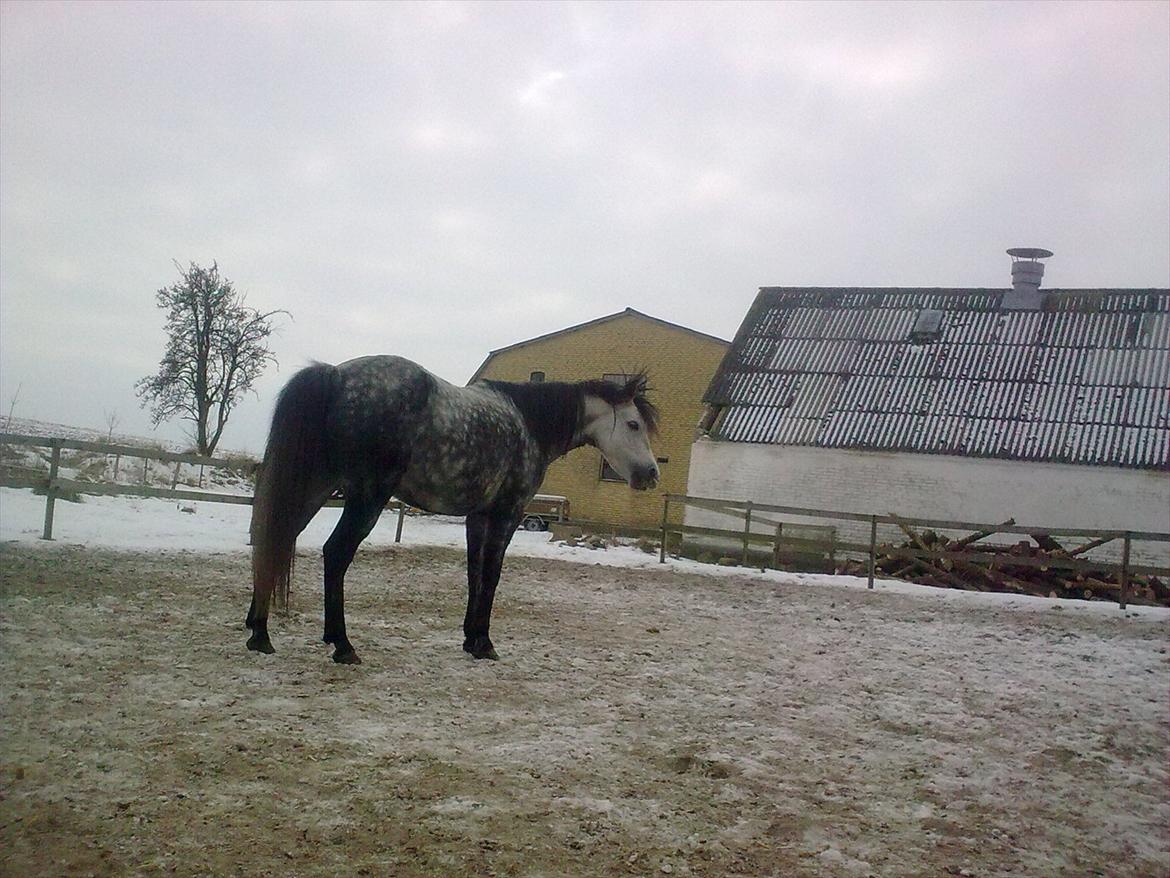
[483,372,659,457]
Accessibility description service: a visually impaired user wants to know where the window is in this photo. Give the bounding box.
[529,371,545,383]
[600,458,623,482]
[1125,313,1146,347]
[909,309,944,343]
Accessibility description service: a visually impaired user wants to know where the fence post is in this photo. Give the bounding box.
[394,501,406,543]
[142,457,149,486]
[1119,534,1131,610]
[867,515,878,590]
[41,439,61,540]
[171,461,181,489]
[741,501,753,566]
[659,495,670,563]
[772,521,784,569]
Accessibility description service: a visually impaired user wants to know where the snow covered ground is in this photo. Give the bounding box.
[2,486,1167,621]
[1,416,252,457]
[2,485,1168,876]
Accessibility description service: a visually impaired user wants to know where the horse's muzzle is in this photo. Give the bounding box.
[629,466,660,491]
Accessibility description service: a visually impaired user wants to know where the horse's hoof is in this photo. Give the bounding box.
[246,635,275,655]
[332,649,362,665]
[464,637,499,661]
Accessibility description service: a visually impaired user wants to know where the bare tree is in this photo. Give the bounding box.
[103,409,120,441]
[4,382,20,431]
[136,261,288,456]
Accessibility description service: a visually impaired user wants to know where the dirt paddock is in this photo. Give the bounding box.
[1,542,1167,877]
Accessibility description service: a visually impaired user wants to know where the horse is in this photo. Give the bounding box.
[245,355,660,664]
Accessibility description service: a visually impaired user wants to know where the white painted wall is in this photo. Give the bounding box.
[685,439,1170,566]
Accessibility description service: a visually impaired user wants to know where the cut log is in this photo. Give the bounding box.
[1064,535,1115,558]
[1029,532,1065,552]
[849,518,1165,606]
[889,514,931,553]
[951,519,1015,549]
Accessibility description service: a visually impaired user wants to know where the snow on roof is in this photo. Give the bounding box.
[703,288,1170,469]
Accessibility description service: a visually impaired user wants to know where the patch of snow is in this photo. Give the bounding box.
[2,486,1167,620]
[1,416,252,458]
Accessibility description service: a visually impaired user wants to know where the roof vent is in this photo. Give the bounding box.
[1003,247,1053,310]
[910,308,944,342]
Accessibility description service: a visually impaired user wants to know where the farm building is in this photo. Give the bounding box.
[471,308,729,531]
[686,252,1170,565]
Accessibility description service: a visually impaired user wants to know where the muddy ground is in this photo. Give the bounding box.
[1,542,1167,877]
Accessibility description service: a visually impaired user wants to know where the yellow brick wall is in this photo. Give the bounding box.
[473,313,728,530]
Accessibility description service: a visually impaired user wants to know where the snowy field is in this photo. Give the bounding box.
[1,486,1168,877]
[2,487,1166,621]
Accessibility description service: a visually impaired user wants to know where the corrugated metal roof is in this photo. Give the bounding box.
[704,288,1170,469]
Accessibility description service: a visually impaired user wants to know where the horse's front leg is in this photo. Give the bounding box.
[463,510,521,660]
[463,513,490,658]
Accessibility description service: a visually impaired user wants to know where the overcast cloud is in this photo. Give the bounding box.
[2,0,1167,454]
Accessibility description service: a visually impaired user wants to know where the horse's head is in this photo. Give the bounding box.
[580,373,660,491]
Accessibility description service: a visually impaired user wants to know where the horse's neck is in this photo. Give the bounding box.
[572,394,614,452]
[485,380,586,459]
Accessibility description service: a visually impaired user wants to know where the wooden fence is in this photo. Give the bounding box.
[0,432,408,542]
[660,494,1170,610]
[6,432,1167,611]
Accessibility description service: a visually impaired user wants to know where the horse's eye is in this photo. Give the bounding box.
[627,420,640,431]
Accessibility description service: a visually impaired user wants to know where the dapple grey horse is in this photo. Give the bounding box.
[246,355,659,664]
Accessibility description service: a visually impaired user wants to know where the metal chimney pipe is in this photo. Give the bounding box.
[1011,259,1045,292]
[1003,247,1053,310]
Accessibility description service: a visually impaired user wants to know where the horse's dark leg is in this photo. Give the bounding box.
[246,482,334,656]
[245,499,272,653]
[245,595,272,653]
[322,488,391,664]
[463,509,522,660]
[463,513,489,656]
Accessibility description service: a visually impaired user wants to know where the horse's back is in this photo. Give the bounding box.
[328,356,532,513]
[332,355,502,428]
[326,356,435,475]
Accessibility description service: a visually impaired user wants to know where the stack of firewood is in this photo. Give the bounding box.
[839,516,1169,606]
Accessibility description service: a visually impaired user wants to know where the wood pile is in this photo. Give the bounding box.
[839,516,1169,607]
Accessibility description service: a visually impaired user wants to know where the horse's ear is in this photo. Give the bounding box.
[622,371,650,400]
[623,371,659,435]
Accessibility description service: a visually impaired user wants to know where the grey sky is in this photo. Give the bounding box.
[2,0,1167,455]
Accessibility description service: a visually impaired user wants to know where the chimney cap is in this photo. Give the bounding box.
[1006,247,1053,260]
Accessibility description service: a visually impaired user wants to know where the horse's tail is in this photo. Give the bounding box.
[251,362,340,610]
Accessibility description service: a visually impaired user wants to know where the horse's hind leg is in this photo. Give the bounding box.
[322,488,392,664]
[246,481,335,655]
[245,595,272,653]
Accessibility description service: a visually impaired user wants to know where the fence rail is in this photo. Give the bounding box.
[0,432,410,541]
[660,493,1170,610]
[6,431,1168,611]
[0,431,244,468]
